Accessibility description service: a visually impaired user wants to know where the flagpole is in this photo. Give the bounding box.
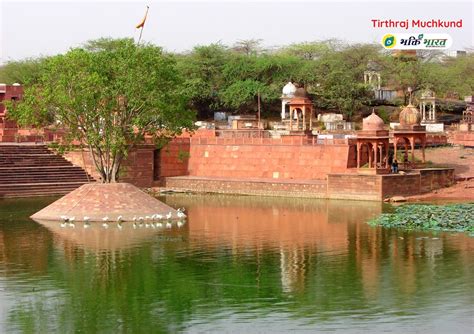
[137,6,149,45]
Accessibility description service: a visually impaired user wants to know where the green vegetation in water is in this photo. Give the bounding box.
[369,204,474,235]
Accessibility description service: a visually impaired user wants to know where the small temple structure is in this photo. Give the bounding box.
[419,89,436,123]
[460,95,474,132]
[392,103,427,164]
[356,111,389,171]
[280,82,314,132]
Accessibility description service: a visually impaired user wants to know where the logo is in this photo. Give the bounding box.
[382,34,396,48]
[381,33,452,49]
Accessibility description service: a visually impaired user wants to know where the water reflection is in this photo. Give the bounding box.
[0,195,472,333]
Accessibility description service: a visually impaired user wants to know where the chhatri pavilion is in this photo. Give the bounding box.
[356,111,390,171]
[393,104,427,164]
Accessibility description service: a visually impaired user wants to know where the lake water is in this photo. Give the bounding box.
[0,195,472,333]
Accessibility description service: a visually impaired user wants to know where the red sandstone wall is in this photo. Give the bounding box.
[381,174,421,199]
[419,168,455,193]
[450,132,474,147]
[160,139,190,177]
[169,138,353,180]
[327,174,382,201]
[64,146,157,187]
[163,176,327,198]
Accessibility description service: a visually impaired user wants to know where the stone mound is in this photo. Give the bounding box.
[31,183,184,222]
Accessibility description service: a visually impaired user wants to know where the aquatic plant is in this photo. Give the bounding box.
[369,204,474,235]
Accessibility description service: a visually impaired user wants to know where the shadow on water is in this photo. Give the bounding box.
[0,195,472,333]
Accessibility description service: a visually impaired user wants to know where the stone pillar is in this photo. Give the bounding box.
[421,136,426,163]
[281,100,286,120]
[368,144,372,168]
[302,106,306,131]
[373,142,377,168]
[393,137,398,163]
[409,137,415,163]
[356,142,361,168]
[289,107,293,130]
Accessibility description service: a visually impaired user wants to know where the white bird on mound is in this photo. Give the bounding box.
[177,211,185,219]
[60,215,68,222]
[132,216,137,222]
[83,216,90,222]
[117,215,123,222]
[156,214,163,220]
[102,216,109,222]
[166,212,172,220]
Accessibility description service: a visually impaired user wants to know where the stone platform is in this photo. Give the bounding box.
[161,168,455,201]
[31,183,183,222]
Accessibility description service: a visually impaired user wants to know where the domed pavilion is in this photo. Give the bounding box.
[280,82,314,131]
[356,110,390,170]
[393,104,427,165]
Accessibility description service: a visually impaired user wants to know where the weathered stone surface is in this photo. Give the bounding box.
[31,183,182,222]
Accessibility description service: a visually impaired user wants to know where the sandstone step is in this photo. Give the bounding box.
[0,144,95,197]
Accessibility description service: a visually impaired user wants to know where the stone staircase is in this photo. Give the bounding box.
[0,144,94,198]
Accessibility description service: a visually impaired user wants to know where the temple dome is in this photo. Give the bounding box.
[399,104,421,126]
[363,111,385,131]
[282,82,297,97]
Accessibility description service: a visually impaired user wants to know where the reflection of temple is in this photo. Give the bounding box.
[167,194,383,294]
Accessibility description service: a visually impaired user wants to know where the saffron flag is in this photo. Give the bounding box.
[136,7,149,29]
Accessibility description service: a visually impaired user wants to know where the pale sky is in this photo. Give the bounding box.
[0,0,472,63]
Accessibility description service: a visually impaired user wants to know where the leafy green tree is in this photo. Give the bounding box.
[176,43,230,118]
[8,38,194,183]
[0,57,47,84]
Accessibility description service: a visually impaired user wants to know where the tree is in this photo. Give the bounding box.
[231,39,264,56]
[8,38,195,183]
[176,43,230,118]
[0,57,47,84]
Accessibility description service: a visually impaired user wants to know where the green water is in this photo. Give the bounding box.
[0,195,472,333]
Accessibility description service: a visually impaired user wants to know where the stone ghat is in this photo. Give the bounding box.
[31,183,185,222]
[161,168,455,201]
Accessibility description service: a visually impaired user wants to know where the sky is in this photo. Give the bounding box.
[0,0,472,64]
